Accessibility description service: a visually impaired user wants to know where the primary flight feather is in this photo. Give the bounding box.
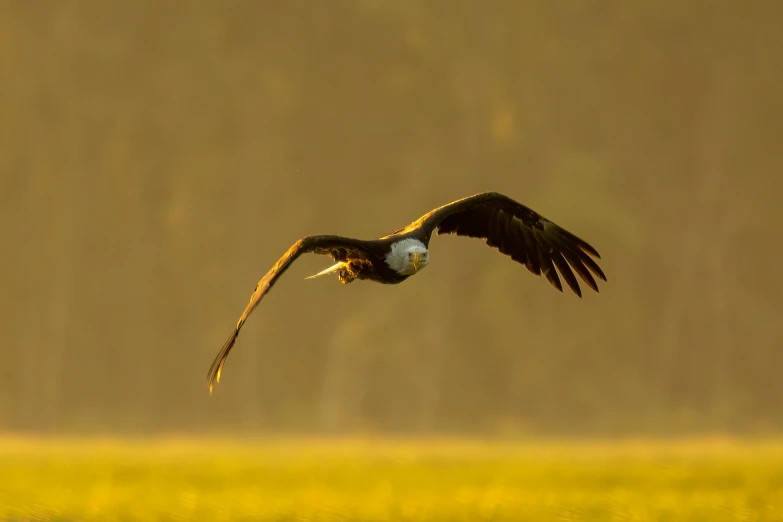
[207,192,607,394]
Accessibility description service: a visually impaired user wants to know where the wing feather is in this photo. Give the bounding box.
[559,245,599,293]
[206,235,371,394]
[522,227,542,276]
[550,248,580,296]
[416,192,606,297]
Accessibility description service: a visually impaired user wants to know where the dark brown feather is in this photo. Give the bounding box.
[559,245,599,293]
[531,229,561,292]
[550,248,581,297]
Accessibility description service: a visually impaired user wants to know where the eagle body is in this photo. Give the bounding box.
[206,192,607,394]
[304,236,418,286]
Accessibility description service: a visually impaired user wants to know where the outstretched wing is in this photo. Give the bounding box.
[207,235,371,394]
[416,192,607,297]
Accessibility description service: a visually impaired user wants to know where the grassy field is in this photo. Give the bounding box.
[1,437,782,521]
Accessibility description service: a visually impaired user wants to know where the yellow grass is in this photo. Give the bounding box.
[1,436,782,521]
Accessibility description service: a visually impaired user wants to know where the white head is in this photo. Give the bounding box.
[385,238,430,275]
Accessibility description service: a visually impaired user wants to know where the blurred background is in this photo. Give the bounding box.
[1,0,781,439]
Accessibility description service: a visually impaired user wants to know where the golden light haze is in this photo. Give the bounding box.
[1,1,781,438]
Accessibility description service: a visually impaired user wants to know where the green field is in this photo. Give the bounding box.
[1,437,782,521]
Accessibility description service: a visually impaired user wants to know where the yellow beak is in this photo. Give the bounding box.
[411,252,422,271]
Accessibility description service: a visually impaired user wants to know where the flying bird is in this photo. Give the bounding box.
[207,191,607,394]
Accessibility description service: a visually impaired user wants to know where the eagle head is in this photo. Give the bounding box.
[386,238,429,275]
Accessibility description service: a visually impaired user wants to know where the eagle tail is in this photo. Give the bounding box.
[304,261,346,280]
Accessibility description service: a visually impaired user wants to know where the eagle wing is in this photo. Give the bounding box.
[416,192,607,297]
[207,235,371,394]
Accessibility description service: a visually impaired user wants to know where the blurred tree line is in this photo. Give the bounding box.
[1,0,781,437]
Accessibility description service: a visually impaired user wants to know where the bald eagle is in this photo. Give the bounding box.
[207,191,606,394]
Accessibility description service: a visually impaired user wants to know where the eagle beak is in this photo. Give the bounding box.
[411,252,422,271]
